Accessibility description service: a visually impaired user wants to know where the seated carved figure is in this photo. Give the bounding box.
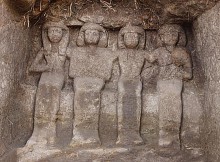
[68,23,117,147]
[149,24,192,155]
[115,24,147,146]
[19,21,69,152]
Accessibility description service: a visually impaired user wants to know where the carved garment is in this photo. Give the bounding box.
[153,47,183,80]
[118,49,145,80]
[45,45,66,73]
[69,47,117,80]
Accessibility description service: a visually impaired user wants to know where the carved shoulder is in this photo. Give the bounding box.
[172,47,193,80]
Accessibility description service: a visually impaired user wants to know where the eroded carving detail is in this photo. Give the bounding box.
[68,23,117,147]
[149,24,192,155]
[20,21,69,152]
[116,24,147,146]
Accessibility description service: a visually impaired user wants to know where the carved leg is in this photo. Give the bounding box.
[70,77,104,147]
[28,84,61,146]
[117,79,143,146]
[0,111,6,156]
[23,73,64,151]
[157,79,183,155]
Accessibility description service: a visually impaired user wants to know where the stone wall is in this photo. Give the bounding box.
[193,2,220,161]
[0,0,29,158]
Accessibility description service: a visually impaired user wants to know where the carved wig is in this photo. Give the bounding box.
[118,24,145,50]
[157,24,186,47]
[77,23,108,48]
[42,21,69,56]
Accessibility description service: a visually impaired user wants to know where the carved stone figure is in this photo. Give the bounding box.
[115,24,146,146]
[148,24,192,155]
[68,23,117,147]
[22,21,69,151]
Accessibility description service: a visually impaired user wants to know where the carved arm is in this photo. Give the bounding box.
[66,48,71,59]
[172,48,192,80]
[29,48,51,73]
[145,51,158,64]
[182,53,192,80]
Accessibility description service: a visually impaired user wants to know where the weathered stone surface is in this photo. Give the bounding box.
[8,0,35,13]
[13,84,37,144]
[56,90,74,146]
[0,149,17,162]
[18,21,70,157]
[99,90,118,146]
[182,84,203,150]
[0,0,29,157]
[2,0,220,161]
[71,77,104,147]
[24,0,219,29]
[148,24,193,155]
[157,79,183,153]
[193,2,220,161]
[68,23,117,147]
[141,93,158,144]
[116,24,146,146]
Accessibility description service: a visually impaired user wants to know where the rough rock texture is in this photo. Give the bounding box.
[0,0,30,159]
[8,0,35,13]
[193,2,220,161]
[18,0,219,29]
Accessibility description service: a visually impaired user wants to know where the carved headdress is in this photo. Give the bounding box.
[42,21,69,56]
[118,24,145,49]
[77,22,108,48]
[157,24,186,47]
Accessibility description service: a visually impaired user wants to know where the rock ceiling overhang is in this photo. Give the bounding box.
[10,0,220,29]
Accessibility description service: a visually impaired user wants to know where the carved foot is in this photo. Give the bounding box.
[69,138,101,148]
[116,134,144,146]
[157,147,181,157]
[17,138,39,156]
[17,134,57,156]
[157,138,181,157]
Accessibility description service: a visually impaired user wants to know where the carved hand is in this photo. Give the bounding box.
[182,68,192,81]
[145,51,158,63]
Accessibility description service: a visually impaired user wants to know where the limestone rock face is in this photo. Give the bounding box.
[1,0,220,162]
[193,2,220,161]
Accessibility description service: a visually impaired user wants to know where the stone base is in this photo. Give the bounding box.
[32,145,204,162]
[17,146,61,162]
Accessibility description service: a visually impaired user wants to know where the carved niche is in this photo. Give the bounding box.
[19,21,194,159]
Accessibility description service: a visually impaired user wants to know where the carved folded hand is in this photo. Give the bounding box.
[183,69,192,81]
